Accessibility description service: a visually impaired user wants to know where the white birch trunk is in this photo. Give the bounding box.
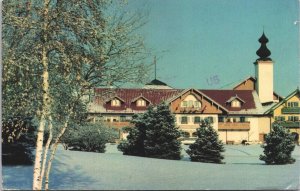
[45,112,72,190]
[40,115,53,187]
[32,47,49,190]
[33,1,50,189]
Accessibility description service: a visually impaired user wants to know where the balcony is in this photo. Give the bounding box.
[218,122,250,130]
[273,121,300,128]
[281,107,300,114]
[177,107,202,113]
[103,121,132,128]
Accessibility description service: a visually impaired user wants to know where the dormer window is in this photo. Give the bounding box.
[226,95,245,108]
[231,100,241,108]
[132,96,150,107]
[136,99,146,107]
[111,99,121,107]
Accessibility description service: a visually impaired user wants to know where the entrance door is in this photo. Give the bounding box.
[259,133,265,142]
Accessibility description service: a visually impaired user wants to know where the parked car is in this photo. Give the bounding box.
[244,140,262,145]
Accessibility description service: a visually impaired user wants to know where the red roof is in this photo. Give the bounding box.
[94,88,256,112]
[200,90,256,111]
[94,88,182,109]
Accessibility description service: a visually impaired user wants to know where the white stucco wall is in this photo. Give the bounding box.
[218,131,249,144]
[258,117,271,134]
[247,117,259,141]
[255,61,273,103]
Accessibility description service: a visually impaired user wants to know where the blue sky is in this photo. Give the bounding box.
[128,0,299,96]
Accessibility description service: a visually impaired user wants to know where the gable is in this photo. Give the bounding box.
[131,95,151,104]
[106,96,125,103]
[169,89,226,114]
[233,76,282,101]
[265,89,300,114]
[233,77,256,90]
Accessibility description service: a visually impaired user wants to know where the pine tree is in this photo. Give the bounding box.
[260,124,296,164]
[186,119,225,163]
[144,104,182,160]
[118,103,182,160]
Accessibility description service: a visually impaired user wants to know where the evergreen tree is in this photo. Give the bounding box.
[2,117,36,165]
[186,119,225,163]
[118,103,182,160]
[260,124,296,164]
[118,126,145,156]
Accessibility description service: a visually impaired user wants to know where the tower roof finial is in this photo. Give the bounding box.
[256,32,272,61]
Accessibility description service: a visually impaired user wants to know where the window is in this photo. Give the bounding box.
[181,116,188,124]
[181,98,201,108]
[111,99,121,106]
[188,100,193,107]
[207,117,214,123]
[275,116,285,121]
[288,116,299,121]
[233,118,237,122]
[194,116,201,124]
[194,101,201,108]
[137,99,146,107]
[181,131,190,138]
[240,117,246,122]
[126,116,132,121]
[288,102,299,107]
[231,100,241,107]
[120,116,126,122]
[226,118,231,122]
[192,132,198,137]
[218,117,224,122]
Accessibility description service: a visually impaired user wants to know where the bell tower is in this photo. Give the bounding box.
[254,32,274,103]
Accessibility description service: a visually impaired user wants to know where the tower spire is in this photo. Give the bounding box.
[256,32,272,61]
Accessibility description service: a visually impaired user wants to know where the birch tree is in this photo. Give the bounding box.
[3,0,149,190]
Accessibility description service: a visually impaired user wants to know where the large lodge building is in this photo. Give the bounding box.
[87,33,300,144]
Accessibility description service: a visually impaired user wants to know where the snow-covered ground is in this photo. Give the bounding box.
[3,144,300,190]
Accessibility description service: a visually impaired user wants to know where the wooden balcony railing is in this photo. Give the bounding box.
[273,121,300,128]
[175,107,202,113]
[218,122,250,130]
[103,121,132,128]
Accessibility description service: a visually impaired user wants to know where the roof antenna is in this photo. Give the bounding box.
[154,56,157,80]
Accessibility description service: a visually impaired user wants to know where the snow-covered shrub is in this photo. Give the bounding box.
[118,103,182,160]
[186,119,225,163]
[260,124,296,164]
[62,123,118,153]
